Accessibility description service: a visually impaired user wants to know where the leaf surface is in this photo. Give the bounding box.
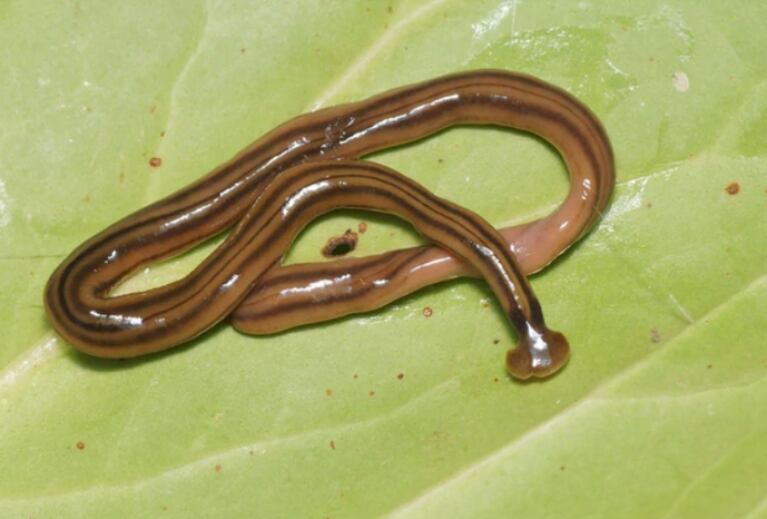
[1,1,765,517]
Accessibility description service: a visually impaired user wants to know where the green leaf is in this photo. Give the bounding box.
[1,1,765,517]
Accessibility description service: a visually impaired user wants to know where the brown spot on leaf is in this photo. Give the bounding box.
[76,441,85,450]
[358,222,367,233]
[325,388,333,397]
[725,182,740,195]
[214,464,221,473]
[322,229,358,257]
[368,390,375,397]
[422,306,433,318]
[493,338,500,345]
[149,157,162,168]
[397,373,404,380]
[149,104,156,114]
[650,329,661,343]
[329,440,336,450]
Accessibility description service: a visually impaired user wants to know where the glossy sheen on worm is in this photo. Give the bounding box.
[46,161,568,378]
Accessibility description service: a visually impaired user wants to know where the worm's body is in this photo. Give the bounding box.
[44,70,614,379]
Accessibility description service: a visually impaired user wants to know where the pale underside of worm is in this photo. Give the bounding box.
[44,70,614,379]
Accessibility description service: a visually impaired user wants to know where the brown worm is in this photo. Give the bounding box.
[44,70,614,378]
